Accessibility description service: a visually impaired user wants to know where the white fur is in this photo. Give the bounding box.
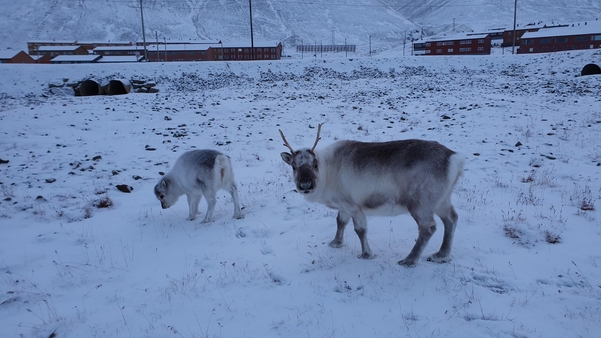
[281,139,465,267]
[155,150,243,223]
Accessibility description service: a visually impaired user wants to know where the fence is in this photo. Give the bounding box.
[296,44,356,53]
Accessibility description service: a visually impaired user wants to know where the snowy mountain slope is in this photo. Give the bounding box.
[388,0,601,33]
[0,0,416,53]
[1,0,599,54]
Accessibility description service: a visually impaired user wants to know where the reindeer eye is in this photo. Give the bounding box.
[159,194,165,199]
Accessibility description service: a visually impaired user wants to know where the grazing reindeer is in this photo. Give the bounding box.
[154,150,243,223]
[279,124,465,267]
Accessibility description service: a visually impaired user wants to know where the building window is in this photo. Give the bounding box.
[592,35,601,41]
[460,40,472,44]
[447,48,453,53]
[425,50,431,54]
[436,49,442,53]
[425,43,431,47]
[478,47,484,51]
[573,35,587,42]
[459,47,471,52]
[555,37,568,43]
[437,41,454,46]
[523,39,534,45]
[478,39,485,43]
[540,38,552,44]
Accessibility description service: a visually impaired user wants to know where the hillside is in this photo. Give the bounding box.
[1,0,600,55]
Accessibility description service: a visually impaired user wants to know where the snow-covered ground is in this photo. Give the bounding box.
[1,50,600,338]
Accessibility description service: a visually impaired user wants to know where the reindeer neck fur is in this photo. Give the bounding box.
[161,174,186,196]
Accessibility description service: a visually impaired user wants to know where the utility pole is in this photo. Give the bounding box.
[155,31,159,62]
[403,30,406,56]
[512,0,517,54]
[139,0,148,61]
[248,0,255,60]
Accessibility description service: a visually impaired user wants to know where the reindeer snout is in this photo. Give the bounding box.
[299,181,313,192]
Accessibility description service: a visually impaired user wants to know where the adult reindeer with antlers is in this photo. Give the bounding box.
[279,124,465,267]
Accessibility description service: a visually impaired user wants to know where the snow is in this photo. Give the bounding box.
[0,50,22,59]
[1,49,600,338]
[50,55,102,63]
[97,56,143,64]
[522,21,601,39]
[2,1,601,55]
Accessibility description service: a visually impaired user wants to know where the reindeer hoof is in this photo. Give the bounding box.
[358,252,374,260]
[233,213,244,220]
[427,253,451,263]
[328,240,344,248]
[398,259,416,267]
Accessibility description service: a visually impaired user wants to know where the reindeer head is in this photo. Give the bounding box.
[279,124,323,195]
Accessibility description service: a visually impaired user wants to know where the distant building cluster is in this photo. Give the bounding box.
[2,18,600,63]
[413,19,601,56]
[0,39,283,64]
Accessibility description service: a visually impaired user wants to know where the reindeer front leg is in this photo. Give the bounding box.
[186,194,202,221]
[329,210,350,248]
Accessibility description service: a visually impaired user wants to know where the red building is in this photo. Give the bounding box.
[414,34,491,56]
[94,42,282,62]
[210,42,282,61]
[518,21,601,54]
[502,25,543,47]
[135,39,221,46]
[35,45,89,58]
[76,41,132,53]
[31,54,52,64]
[93,45,144,57]
[27,40,76,54]
[146,43,216,62]
[0,50,36,63]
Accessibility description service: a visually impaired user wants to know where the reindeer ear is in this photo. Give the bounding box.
[281,152,293,165]
[160,179,168,188]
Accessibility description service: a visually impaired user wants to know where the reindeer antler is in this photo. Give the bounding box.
[279,129,295,153]
[311,123,323,152]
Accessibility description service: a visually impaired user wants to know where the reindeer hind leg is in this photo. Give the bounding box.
[428,202,458,263]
